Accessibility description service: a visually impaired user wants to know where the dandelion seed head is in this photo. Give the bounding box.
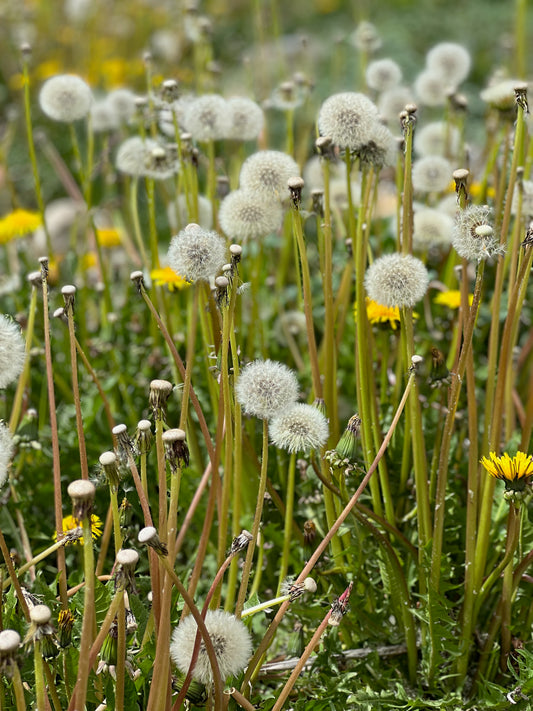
[413,208,454,250]
[377,86,415,125]
[364,253,429,308]
[270,403,329,454]
[350,21,382,53]
[167,194,213,232]
[426,42,471,87]
[452,205,504,261]
[480,78,522,110]
[414,121,461,158]
[318,92,379,151]
[236,359,299,420]
[183,94,230,141]
[39,74,93,122]
[412,155,452,193]
[0,315,25,389]
[225,97,264,141]
[166,223,226,282]
[414,71,449,107]
[170,609,252,684]
[218,189,283,242]
[511,180,533,218]
[366,58,402,92]
[355,121,398,168]
[107,88,137,123]
[90,99,119,133]
[239,150,299,199]
[116,136,157,176]
[0,422,14,488]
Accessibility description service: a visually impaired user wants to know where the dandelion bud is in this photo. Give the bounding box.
[161,428,189,471]
[115,549,139,593]
[67,479,96,521]
[98,622,118,677]
[173,673,208,705]
[328,582,353,627]
[453,168,470,203]
[135,419,153,455]
[229,529,253,555]
[149,379,174,417]
[282,576,318,601]
[138,526,168,556]
[99,451,120,492]
[57,609,75,648]
[303,520,316,547]
[288,176,304,209]
[333,414,361,463]
[0,630,21,677]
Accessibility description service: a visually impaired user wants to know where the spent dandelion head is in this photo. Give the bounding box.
[452,204,504,262]
[39,74,93,122]
[24,605,59,660]
[0,630,21,677]
[481,451,533,498]
[239,150,300,200]
[218,189,283,242]
[235,359,299,420]
[67,479,96,521]
[0,315,26,389]
[317,92,379,151]
[364,253,429,308]
[170,609,253,685]
[166,223,227,282]
[269,403,329,454]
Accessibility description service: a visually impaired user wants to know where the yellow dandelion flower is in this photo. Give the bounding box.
[481,451,533,492]
[96,228,122,248]
[434,290,473,309]
[469,182,496,200]
[0,209,42,244]
[55,514,103,545]
[355,297,401,330]
[151,266,189,292]
[80,252,98,271]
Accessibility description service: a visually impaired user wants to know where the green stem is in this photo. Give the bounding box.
[33,640,48,711]
[277,453,296,594]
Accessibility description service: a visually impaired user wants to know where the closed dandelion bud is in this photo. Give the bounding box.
[239,150,300,200]
[318,92,379,151]
[99,451,120,492]
[229,529,253,555]
[135,419,153,455]
[57,609,75,648]
[0,630,21,677]
[170,609,253,685]
[160,79,180,104]
[166,223,227,283]
[328,582,353,627]
[67,479,96,521]
[149,379,174,418]
[99,622,118,670]
[235,359,299,420]
[115,549,139,593]
[303,520,316,547]
[270,403,329,454]
[138,526,168,556]
[334,414,361,463]
[162,428,189,471]
[364,253,429,308]
[0,315,26,389]
[39,74,93,122]
[281,576,318,601]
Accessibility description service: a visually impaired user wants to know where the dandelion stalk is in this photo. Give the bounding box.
[33,639,49,711]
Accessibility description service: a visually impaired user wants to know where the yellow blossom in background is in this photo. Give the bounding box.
[151,266,189,292]
[0,209,42,244]
[434,290,473,309]
[55,514,103,545]
[355,298,401,330]
[480,451,533,492]
[80,252,98,271]
[96,228,122,248]
[34,59,63,81]
[469,182,496,200]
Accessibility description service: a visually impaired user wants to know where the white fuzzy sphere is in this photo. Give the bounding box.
[166,223,226,282]
[364,253,429,308]
[270,403,329,454]
[39,74,93,122]
[236,359,299,420]
[0,315,25,389]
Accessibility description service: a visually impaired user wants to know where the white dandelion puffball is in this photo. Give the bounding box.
[412,156,452,193]
[452,205,504,262]
[0,422,14,488]
[0,315,26,389]
[364,253,429,308]
[239,150,300,199]
[413,208,454,250]
[39,74,93,122]
[414,71,449,107]
[170,609,252,684]
[218,189,283,242]
[116,136,157,177]
[270,403,329,454]
[426,42,471,87]
[236,359,299,420]
[414,121,461,158]
[166,223,226,282]
[182,94,230,142]
[318,92,379,151]
[366,58,402,92]
[225,97,264,141]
